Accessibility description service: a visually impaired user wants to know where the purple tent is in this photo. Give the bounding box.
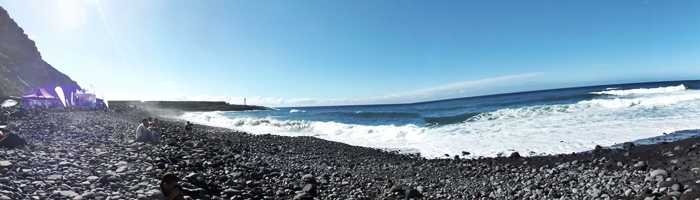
[22,88,61,107]
[23,88,56,99]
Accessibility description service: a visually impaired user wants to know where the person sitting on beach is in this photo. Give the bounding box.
[135,118,161,144]
[150,118,162,134]
[184,121,193,131]
[156,172,198,200]
[147,116,154,128]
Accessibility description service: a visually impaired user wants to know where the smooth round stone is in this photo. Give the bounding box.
[0,161,13,168]
[58,161,72,167]
[656,176,665,183]
[80,191,96,198]
[659,181,677,187]
[129,185,140,191]
[53,190,79,198]
[145,190,158,197]
[668,191,682,196]
[115,166,127,173]
[649,169,668,178]
[672,183,681,191]
[47,175,62,180]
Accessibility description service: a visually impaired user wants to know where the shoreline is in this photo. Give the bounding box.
[157,107,700,160]
[1,109,699,199]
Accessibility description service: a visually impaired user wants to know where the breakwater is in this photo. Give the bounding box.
[108,101,271,112]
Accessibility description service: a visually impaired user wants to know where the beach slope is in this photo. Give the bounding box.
[1,110,699,199]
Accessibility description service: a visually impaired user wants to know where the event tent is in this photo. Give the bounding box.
[22,88,61,107]
[23,88,55,99]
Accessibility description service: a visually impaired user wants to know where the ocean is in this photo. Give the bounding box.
[179,80,700,158]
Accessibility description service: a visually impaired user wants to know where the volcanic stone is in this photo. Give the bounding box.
[47,175,62,180]
[53,190,79,198]
[593,145,603,153]
[509,152,521,159]
[405,188,424,198]
[301,184,317,196]
[301,174,316,184]
[0,161,11,168]
[681,191,700,200]
[223,189,242,196]
[650,169,669,179]
[292,193,313,200]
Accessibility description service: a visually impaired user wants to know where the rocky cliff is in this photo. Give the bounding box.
[0,7,80,98]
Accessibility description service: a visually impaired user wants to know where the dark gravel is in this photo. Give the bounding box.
[1,110,700,199]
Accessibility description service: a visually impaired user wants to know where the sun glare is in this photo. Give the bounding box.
[54,0,89,29]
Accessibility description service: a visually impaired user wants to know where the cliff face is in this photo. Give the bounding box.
[0,7,80,98]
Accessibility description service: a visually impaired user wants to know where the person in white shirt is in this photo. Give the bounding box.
[135,118,161,144]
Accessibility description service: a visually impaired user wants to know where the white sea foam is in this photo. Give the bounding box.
[180,88,700,158]
[591,84,686,96]
[464,91,700,121]
[580,92,700,108]
[289,109,305,113]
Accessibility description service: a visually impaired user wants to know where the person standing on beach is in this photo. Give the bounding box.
[135,118,161,144]
[0,107,10,125]
[184,121,193,131]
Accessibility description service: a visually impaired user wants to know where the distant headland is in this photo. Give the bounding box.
[108,100,272,112]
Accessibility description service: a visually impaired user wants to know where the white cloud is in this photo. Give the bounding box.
[28,35,37,40]
[410,72,546,95]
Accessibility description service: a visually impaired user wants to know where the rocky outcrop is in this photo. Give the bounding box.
[0,7,79,98]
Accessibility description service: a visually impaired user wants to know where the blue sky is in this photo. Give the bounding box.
[2,0,699,107]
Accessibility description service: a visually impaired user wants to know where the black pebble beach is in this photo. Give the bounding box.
[1,110,700,199]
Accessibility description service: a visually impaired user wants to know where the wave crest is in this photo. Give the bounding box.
[591,84,686,96]
[467,91,700,121]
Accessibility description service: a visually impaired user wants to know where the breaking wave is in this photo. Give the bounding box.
[591,84,686,96]
[177,81,700,158]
